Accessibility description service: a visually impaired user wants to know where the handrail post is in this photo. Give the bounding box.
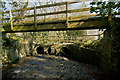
[34,6,37,29]
[34,6,37,42]
[44,15,45,23]
[2,13,4,25]
[9,10,13,30]
[66,1,68,27]
[2,13,4,29]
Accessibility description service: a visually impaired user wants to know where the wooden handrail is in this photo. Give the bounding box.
[2,2,78,14]
[2,1,120,29]
[3,14,100,25]
[68,8,90,13]
[2,8,91,20]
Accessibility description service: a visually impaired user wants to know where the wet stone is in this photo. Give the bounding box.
[2,55,100,79]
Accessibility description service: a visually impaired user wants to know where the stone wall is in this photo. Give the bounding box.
[2,35,35,65]
[59,44,102,66]
[100,29,120,77]
[60,29,120,78]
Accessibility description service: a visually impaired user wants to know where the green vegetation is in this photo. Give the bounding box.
[1,1,120,79]
[2,32,36,65]
[90,1,120,28]
[90,1,120,77]
[2,33,19,64]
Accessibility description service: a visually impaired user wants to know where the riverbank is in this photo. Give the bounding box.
[2,54,104,79]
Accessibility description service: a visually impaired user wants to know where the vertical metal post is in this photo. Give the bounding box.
[9,10,13,30]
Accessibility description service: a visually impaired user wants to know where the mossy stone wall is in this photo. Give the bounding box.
[2,36,35,65]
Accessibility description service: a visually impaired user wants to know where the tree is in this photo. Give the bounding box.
[90,1,120,28]
[90,1,120,76]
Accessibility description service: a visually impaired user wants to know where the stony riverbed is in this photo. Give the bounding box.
[2,54,104,80]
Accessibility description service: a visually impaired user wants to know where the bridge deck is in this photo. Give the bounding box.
[2,2,120,33]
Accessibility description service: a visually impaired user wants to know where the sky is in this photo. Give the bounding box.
[1,0,120,19]
[2,0,92,11]
[2,0,120,11]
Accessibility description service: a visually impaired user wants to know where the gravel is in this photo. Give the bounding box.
[2,54,100,80]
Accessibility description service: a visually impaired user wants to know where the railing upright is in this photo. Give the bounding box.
[66,1,68,27]
[2,13,4,25]
[34,6,37,41]
[9,10,13,30]
[34,6,37,28]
